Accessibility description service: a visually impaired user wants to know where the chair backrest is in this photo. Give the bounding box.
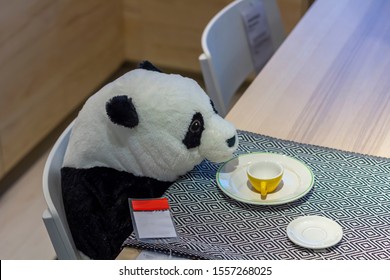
[199,0,285,116]
[42,121,81,259]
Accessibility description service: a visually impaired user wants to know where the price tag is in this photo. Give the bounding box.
[129,198,178,241]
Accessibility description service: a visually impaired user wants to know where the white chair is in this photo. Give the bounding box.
[199,0,285,116]
[42,121,81,259]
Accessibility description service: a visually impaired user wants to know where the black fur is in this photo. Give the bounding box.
[61,166,172,259]
[106,95,139,128]
[210,100,218,115]
[183,112,204,149]
[226,135,236,147]
[138,61,162,73]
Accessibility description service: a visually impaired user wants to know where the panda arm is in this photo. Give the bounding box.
[61,166,172,259]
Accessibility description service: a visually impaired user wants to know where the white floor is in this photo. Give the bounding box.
[0,148,56,260]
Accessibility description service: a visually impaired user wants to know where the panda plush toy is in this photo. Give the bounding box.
[61,61,238,259]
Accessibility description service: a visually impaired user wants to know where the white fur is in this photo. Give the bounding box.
[63,69,238,182]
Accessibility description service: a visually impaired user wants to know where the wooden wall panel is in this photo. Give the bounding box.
[123,0,310,73]
[123,0,233,72]
[0,0,124,178]
[277,0,313,33]
[0,149,3,179]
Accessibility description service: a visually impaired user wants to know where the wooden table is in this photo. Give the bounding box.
[226,0,390,158]
[118,0,390,259]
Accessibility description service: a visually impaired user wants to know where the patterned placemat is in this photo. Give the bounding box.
[122,130,390,259]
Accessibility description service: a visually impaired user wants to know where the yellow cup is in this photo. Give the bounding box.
[246,161,284,197]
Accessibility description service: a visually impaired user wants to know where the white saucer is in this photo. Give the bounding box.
[287,216,343,249]
[216,153,314,205]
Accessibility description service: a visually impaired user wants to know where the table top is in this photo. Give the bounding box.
[123,130,390,260]
[118,0,390,260]
[226,0,390,158]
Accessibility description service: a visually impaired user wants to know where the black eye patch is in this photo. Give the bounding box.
[183,112,204,149]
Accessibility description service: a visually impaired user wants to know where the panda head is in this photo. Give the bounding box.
[63,61,238,182]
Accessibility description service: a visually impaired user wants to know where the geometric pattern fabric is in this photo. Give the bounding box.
[123,130,390,259]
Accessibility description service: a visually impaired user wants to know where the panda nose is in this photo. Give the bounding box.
[226,135,236,148]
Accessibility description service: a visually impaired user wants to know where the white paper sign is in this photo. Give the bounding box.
[133,210,178,239]
[241,1,274,72]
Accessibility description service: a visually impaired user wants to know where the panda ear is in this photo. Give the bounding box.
[138,61,162,73]
[106,95,139,128]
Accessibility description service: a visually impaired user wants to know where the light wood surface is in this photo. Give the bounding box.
[226,0,390,158]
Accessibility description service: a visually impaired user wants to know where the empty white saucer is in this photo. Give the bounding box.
[287,216,343,249]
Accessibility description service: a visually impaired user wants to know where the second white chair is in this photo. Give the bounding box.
[199,0,285,117]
